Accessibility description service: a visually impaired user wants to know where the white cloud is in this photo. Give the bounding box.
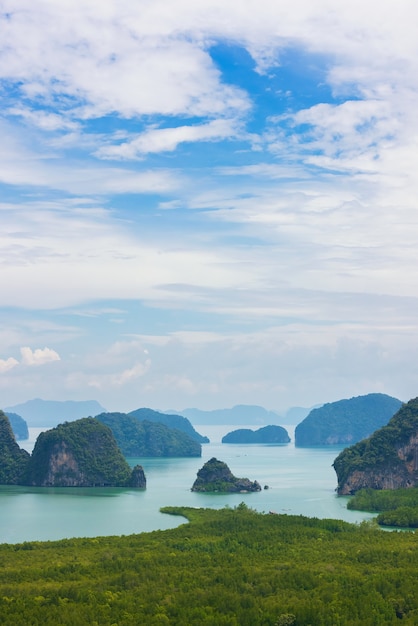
[65,352,151,392]
[2,0,418,413]
[268,99,402,174]
[0,357,19,373]
[1,0,417,121]
[0,2,250,119]
[20,346,61,366]
[7,106,80,132]
[0,121,182,193]
[96,119,238,160]
[110,360,151,386]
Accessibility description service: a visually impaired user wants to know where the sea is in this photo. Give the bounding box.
[0,424,376,544]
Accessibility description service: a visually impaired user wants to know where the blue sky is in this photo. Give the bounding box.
[1,0,418,414]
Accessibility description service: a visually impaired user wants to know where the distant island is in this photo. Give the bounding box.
[96,412,202,457]
[4,399,107,427]
[4,412,29,440]
[191,457,261,493]
[295,393,402,447]
[0,412,145,488]
[333,397,418,495]
[172,405,283,426]
[222,425,290,444]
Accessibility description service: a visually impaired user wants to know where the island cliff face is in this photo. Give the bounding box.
[26,418,145,488]
[191,457,261,493]
[295,393,402,447]
[333,397,418,495]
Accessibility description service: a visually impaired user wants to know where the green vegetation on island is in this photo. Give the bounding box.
[347,486,418,528]
[2,505,418,624]
[222,425,290,444]
[0,412,30,485]
[295,393,402,447]
[96,412,202,457]
[25,418,142,487]
[333,397,418,495]
[129,407,209,443]
[191,457,261,493]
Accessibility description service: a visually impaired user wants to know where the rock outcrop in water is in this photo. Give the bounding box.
[26,418,145,488]
[333,397,418,495]
[0,411,30,484]
[191,457,261,493]
[128,464,147,488]
[222,425,290,444]
[295,393,402,447]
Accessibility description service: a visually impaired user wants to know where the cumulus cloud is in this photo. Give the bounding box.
[2,0,418,412]
[0,2,250,120]
[0,357,19,373]
[20,346,61,366]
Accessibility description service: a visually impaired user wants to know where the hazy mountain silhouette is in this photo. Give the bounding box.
[4,399,106,427]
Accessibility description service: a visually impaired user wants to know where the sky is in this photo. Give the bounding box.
[1,0,418,414]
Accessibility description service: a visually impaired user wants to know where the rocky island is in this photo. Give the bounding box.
[0,411,146,488]
[25,418,146,488]
[295,393,402,447]
[96,412,202,457]
[129,407,209,443]
[222,425,290,444]
[191,457,261,493]
[333,397,418,495]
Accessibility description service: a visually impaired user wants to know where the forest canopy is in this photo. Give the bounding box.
[1,506,418,624]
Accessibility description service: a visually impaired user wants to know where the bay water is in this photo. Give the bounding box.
[0,425,374,544]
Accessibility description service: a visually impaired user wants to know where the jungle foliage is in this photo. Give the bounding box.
[348,486,418,528]
[191,457,261,492]
[333,397,418,488]
[0,412,30,485]
[96,412,202,457]
[128,407,209,443]
[26,418,132,487]
[222,425,290,444]
[1,505,418,624]
[295,393,402,447]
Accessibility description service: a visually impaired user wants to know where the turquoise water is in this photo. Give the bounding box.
[0,425,374,544]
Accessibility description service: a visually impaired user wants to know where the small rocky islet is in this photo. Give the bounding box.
[222,424,290,444]
[191,457,262,493]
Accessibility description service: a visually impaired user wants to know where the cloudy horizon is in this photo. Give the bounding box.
[1,1,418,413]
